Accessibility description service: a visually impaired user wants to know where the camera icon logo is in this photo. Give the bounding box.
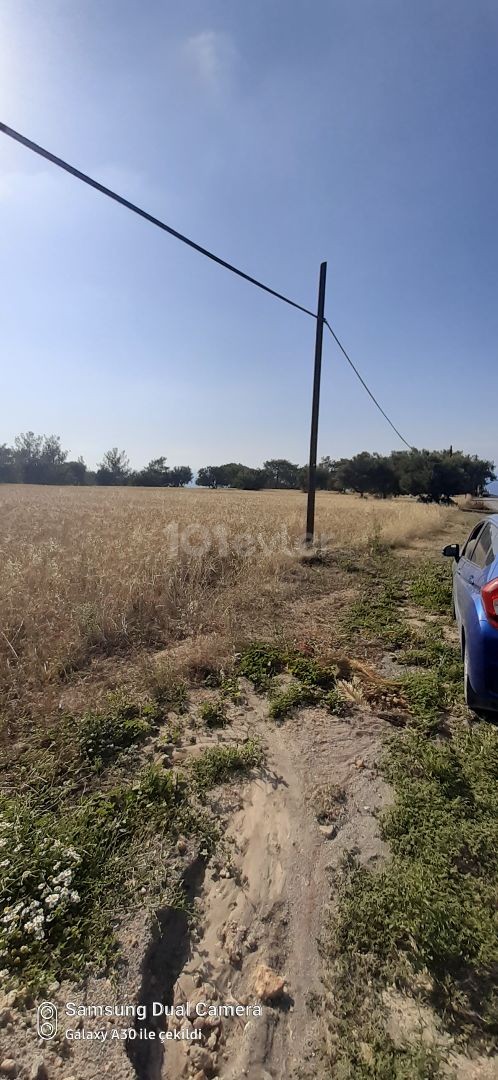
[37,1001,58,1040]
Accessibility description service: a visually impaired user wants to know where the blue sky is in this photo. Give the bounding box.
[0,0,497,471]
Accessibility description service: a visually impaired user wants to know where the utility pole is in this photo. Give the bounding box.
[305,261,327,544]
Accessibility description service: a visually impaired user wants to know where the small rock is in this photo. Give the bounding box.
[196,1015,219,1032]
[189,1048,215,1072]
[354,757,366,769]
[0,1062,17,1078]
[193,973,203,988]
[253,963,286,1002]
[206,1031,218,1050]
[30,1060,48,1080]
[176,837,188,854]
[319,824,337,840]
[0,1009,13,1028]
[359,1041,375,1066]
[0,992,17,1010]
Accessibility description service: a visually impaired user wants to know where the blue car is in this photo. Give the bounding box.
[443,515,498,712]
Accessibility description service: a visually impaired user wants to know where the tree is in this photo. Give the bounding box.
[134,456,170,487]
[336,452,377,496]
[196,463,267,489]
[211,463,245,488]
[368,456,399,498]
[298,459,339,492]
[230,466,267,490]
[196,466,219,488]
[168,466,193,487]
[0,444,19,483]
[96,448,130,486]
[387,449,495,502]
[318,457,348,491]
[61,459,87,485]
[13,432,67,483]
[263,459,300,489]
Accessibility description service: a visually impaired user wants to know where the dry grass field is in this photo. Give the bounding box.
[0,485,451,719]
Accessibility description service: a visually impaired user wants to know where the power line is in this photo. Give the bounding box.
[0,120,414,451]
[0,122,315,319]
[324,319,415,450]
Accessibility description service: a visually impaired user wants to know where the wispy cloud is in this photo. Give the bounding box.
[182,30,237,96]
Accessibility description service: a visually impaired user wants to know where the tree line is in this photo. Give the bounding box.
[0,435,192,488]
[0,434,494,502]
[197,450,495,502]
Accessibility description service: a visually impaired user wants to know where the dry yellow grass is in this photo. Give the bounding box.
[0,485,452,721]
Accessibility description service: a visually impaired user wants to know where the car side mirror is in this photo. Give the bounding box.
[442,543,460,561]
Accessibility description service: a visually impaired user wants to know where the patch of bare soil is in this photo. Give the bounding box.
[383,987,498,1080]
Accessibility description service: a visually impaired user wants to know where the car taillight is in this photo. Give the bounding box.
[481,579,498,628]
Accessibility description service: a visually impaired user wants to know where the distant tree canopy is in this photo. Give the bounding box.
[96,448,131,486]
[0,435,192,488]
[195,450,495,502]
[131,458,193,487]
[196,463,268,490]
[263,459,300,489]
[309,449,495,501]
[0,436,494,501]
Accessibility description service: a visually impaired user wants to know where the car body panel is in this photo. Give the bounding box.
[450,515,498,709]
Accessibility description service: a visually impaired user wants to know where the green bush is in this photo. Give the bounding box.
[237,642,287,688]
[78,691,158,768]
[190,741,263,789]
[268,683,317,720]
[199,698,228,727]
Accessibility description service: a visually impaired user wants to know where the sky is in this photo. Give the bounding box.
[0,0,497,472]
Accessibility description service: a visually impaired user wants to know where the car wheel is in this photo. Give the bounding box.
[464,643,478,709]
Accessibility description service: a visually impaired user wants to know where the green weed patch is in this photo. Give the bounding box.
[189,740,263,788]
[409,561,453,615]
[199,697,229,727]
[237,642,287,688]
[78,690,159,769]
[327,723,498,1043]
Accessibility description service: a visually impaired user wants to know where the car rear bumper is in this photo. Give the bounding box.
[469,616,498,709]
